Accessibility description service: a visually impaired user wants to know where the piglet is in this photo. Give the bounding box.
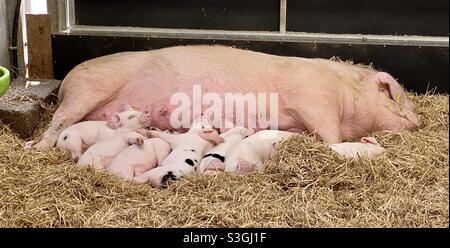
[134,118,224,187]
[329,137,386,158]
[106,137,171,180]
[56,104,150,160]
[224,130,295,174]
[199,127,255,175]
[77,131,147,169]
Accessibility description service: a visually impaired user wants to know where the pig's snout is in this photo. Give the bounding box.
[160,171,177,188]
[202,159,225,175]
[139,112,152,127]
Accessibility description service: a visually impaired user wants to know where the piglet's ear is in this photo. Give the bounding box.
[107,113,121,129]
[198,130,224,144]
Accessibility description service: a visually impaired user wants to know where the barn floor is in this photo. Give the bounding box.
[0,93,448,227]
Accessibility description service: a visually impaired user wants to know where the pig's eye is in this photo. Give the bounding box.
[128,115,136,120]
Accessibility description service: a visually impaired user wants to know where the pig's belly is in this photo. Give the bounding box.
[85,80,303,132]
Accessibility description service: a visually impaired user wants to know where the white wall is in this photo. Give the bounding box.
[0,0,10,68]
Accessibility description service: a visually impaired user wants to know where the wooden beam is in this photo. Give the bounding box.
[25,14,53,79]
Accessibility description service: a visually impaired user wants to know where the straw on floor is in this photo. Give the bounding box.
[0,93,448,227]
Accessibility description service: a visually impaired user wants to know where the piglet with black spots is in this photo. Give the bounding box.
[134,118,224,187]
[199,126,255,175]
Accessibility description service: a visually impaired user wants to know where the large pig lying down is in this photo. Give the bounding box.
[25,45,421,157]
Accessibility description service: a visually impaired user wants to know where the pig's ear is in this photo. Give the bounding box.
[375,72,422,128]
[199,130,224,144]
[240,128,255,138]
[107,113,121,129]
[120,103,138,112]
[375,72,410,108]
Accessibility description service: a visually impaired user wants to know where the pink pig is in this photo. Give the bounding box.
[55,104,151,160]
[224,130,296,174]
[77,131,147,169]
[199,126,255,175]
[106,137,171,180]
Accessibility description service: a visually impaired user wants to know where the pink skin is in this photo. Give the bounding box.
[52,104,150,160]
[106,138,171,180]
[199,127,255,175]
[224,130,295,174]
[24,45,421,150]
[77,131,147,169]
[329,137,386,158]
[227,133,386,175]
[134,118,224,187]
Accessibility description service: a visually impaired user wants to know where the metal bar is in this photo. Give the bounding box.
[60,25,449,47]
[67,0,75,28]
[57,0,67,32]
[279,0,287,33]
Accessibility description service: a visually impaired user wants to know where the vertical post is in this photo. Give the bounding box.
[57,0,67,32]
[279,0,287,33]
[25,13,53,79]
[66,0,76,29]
[47,0,59,33]
[0,0,10,68]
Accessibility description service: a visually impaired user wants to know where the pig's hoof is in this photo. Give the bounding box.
[160,171,177,187]
[24,140,36,149]
[23,138,52,150]
[133,175,148,183]
[136,138,144,146]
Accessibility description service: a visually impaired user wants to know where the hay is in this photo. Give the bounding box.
[0,93,448,227]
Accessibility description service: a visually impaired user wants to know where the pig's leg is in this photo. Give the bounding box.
[288,101,342,144]
[237,159,257,174]
[124,135,145,146]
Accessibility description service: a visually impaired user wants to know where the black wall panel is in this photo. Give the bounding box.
[287,0,449,36]
[75,0,280,31]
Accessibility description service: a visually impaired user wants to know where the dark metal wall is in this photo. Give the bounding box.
[75,0,280,31]
[287,0,449,36]
[75,0,449,35]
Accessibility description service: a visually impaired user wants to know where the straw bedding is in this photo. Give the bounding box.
[0,93,448,227]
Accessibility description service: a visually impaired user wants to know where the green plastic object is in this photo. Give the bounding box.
[0,66,11,97]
